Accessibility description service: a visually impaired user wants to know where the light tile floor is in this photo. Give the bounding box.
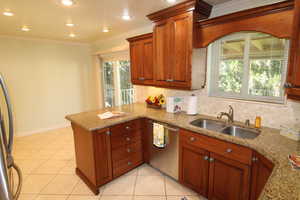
[13,127,206,200]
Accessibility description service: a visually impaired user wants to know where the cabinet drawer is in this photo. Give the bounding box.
[180,129,252,165]
[111,119,141,136]
[113,152,143,178]
[112,141,143,162]
[111,131,142,149]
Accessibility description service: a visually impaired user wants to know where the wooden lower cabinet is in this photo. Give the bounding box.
[250,152,274,200]
[71,119,144,195]
[179,143,209,197]
[72,123,112,195]
[208,153,251,200]
[179,129,274,200]
[71,121,274,199]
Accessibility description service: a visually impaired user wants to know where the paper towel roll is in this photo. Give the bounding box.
[186,95,198,115]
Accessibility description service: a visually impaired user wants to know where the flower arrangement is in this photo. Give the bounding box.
[145,94,165,109]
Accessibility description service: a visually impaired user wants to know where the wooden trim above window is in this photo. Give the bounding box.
[194,0,294,48]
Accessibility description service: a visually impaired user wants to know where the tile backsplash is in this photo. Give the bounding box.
[135,86,300,130]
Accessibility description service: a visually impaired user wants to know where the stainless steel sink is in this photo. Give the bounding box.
[221,126,260,139]
[190,119,226,132]
[190,119,260,139]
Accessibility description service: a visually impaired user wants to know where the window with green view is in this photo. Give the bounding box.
[209,32,289,103]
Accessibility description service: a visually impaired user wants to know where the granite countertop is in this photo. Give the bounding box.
[66,103,300,200]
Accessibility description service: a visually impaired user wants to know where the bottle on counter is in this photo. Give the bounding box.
[255,116,262,128]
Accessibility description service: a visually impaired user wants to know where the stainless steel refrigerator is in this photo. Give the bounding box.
[0,74,22,200]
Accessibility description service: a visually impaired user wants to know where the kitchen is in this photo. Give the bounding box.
[0,0,299,200]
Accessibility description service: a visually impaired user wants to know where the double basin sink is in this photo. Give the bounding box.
[190,119,260,139]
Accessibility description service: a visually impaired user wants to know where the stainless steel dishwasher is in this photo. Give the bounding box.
[149,121,179,180]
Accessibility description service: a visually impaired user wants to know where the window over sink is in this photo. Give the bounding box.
[208,32,290,104]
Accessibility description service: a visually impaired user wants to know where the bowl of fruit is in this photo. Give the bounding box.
[145,94,165,109]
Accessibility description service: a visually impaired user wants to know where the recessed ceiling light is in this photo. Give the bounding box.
[61,0,74,6]
[122,14,131,21]
[166,0,176,3]
[102,27,109,33]
[66,23,75,27]
[3,11,14,16]
[69,33,76,37]
[21,26,30,32]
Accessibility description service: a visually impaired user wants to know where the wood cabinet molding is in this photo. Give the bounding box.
[195,0,294,48]
[127,33,153,42]
[147,0,212,22]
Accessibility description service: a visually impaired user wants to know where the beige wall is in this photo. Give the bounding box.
[0,36,98,136]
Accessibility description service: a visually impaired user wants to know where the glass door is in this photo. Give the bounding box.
[102,60,135,108]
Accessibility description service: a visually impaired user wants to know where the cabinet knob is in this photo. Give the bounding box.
[204,156,209,161]
[126,137,131,141]
[209,158,214,162]
[128,161,132,166]
[252,157,258,162]
[106,131,111,135]
[226,149,233,153]
[189,137,196,142]
[125,126,131,130]
[127,148,131,153]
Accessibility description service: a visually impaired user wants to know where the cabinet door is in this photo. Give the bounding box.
[153,20,170,86]
[179,143,209,197]
[287,0,300,100]
[94,129,113,185]
[250,152,274,200]
[142,38,154,84]
[169,12,192,88]
[208,153,250,200]
[130,41,144,84]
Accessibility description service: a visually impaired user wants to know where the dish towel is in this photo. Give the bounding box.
[153,123,165,148]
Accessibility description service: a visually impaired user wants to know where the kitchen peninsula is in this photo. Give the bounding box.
[66,103,300,200]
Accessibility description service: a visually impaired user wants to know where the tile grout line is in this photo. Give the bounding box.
[132,168,139,200]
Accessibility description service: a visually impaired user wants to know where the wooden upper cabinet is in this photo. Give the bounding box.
[153,20,170,86]
[170,12,193,88]
[208,153,251,200]
[148,0,212,90]
[287,0,300,100]
[127,33,154,85]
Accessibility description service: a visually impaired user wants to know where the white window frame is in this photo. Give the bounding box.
[208,32,290,104]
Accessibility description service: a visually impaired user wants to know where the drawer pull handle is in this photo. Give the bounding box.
[128,161,132,166]
[204,156,209,161]
[127,148,131,153]
[226,149,233,153]
[209,158,214,162]
[125,126,131,130]
[126,137,131,141]
[190,137,196,142]
[252,157,258,162]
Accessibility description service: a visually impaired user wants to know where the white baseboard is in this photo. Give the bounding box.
[16,123,71,137]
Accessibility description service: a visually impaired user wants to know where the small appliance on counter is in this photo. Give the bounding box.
[166,95,198,115]
[166,96,184,113]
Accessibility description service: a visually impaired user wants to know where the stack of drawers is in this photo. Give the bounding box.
[110,119,143,177]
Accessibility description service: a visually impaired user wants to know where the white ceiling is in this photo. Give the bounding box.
[0,0,231,43]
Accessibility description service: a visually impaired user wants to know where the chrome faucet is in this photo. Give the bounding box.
[217,105,234,123]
